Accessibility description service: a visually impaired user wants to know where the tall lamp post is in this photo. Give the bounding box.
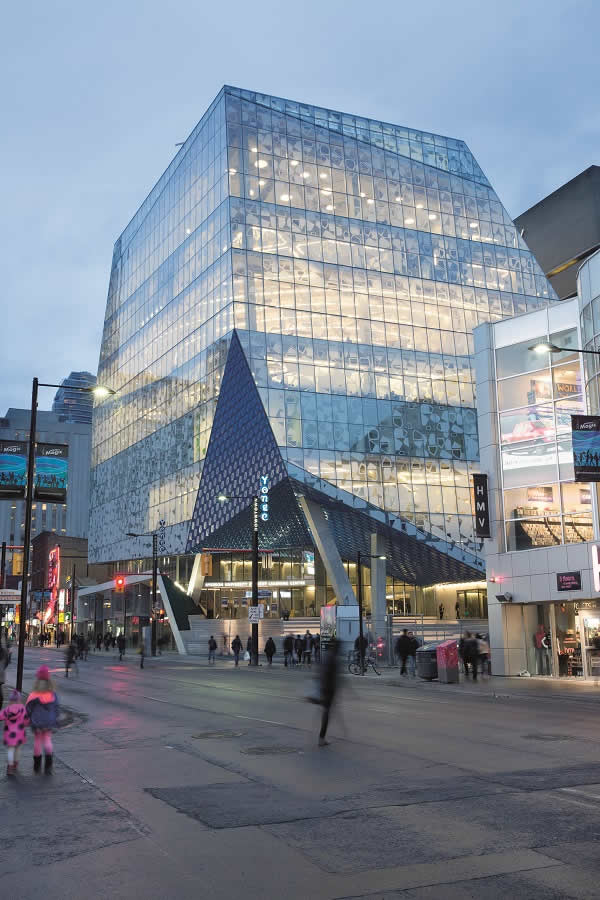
[14,378,114,693]
[356,550,386,675]
[217,492,263,666]
[126,531,159,656]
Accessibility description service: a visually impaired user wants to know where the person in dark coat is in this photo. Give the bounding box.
[231,635,242,666]
[462,632,479,681]
[96,633,102,652]
[117,634,126,661]
[264,637,276,665]
[294,634,304,665]
[283,634,294,667]
[208,636,217,664]
[318,639,339,746]
[395,629,412,676]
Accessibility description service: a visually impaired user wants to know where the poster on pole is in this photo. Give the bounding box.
[571,415,600,482]
[0,440,28,498]
[34,443,68,502]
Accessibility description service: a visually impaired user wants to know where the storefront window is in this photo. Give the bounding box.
[505,517,562,552]
[495,337,550,379]
[503,484,559,519]
[497,369,552,411]
[499,405,554,444]
[552,360,582,398]
[501,440,558,489]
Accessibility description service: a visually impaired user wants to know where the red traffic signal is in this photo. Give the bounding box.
[114,575,126,592]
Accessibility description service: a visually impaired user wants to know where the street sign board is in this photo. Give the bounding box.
[248,604,265,623]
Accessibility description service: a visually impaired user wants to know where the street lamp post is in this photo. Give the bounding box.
[126,531,159,656]
[14,378,114,693]
[217,492,261,666]
[355,550,386,675]
[529,341,600,357]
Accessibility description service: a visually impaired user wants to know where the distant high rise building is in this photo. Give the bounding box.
[52,372,97,424]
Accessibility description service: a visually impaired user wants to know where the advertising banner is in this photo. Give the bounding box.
[0,440,28,498]
[35,443,68,502]
[572,416,600,482]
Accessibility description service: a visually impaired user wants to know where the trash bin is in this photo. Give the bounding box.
[416,642,441,680]
[437,639,459,683]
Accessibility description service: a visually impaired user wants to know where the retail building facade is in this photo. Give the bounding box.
[89,86,557,629]
[475,249,600,678]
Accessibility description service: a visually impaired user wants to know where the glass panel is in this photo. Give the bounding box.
[550,328,579,364]
[562,482,593,544]
[558,438,575,481]
[506,517,562,551]
[501,440,558,488]
[555,396,583,433]
[499,404,554,444]
[503,483,559,519]
[497,370,552,411]
[552,360,582,399]
[495,337,550,378]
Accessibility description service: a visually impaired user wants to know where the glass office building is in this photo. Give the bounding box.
[89,86,557,621]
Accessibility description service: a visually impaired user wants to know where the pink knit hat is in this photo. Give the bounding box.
[36,665,50,680]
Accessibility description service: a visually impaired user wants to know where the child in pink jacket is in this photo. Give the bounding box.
[0,689,29,776]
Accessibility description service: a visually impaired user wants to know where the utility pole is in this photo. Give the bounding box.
[151,532,158,657]
[16,377,38,693]
[251,496,259,666]
[0,541,6,589]
[356,550,365,675]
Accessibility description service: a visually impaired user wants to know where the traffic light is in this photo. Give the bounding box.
[114,575,126,592]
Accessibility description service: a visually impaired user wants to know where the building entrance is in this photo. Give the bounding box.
[523,601,600,679]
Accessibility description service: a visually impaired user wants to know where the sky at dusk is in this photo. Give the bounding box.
[1,0,598,414]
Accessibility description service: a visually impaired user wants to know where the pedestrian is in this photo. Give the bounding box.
[439,602,445,620]
[455,600,460,619]
[283,633,294,667]
[0,642,9,710]
[246,635,253,665]
[26,665,59,775]
[407,631,420,677]
[139,640,145,669]
[294,634,304,665]
[117,633,126,662]
[77,633,85,659]
[208,635,217,664]
[96,633,102,652]
[232,635,242,666]
[462,631,478,681]
[317,638,339,747]
[1,688,29,776]
[111,634,116,650]
[477,633,490,678]
[313,633,320,664]
[65,639,78,678]
[303,630,312,666]
[395,628,411,676]
[264,636,276,665]
[104,633,111,652]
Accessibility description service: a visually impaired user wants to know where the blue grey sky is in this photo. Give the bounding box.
[1,0,598,413]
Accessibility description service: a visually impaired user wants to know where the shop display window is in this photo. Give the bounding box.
[495,337,550,379]
[497,369,551,412]
[499,405,554,445]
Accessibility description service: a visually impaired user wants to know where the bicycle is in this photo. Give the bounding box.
[348,650,381,676]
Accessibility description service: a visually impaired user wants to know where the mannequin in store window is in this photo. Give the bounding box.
[534,623,550,675]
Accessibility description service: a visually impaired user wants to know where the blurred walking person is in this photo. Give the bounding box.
[317,639,339,747]
[283,633,294,667]
[26,665,59,775]
[1,688,29,776]
[395,629,411,676]
[65,639,78,678]
[264,637,276,666]
[232,635,242,666]
[117,633,126,662]
[294,634,304,665]
[208,635,217,664]
[407,631,420,678]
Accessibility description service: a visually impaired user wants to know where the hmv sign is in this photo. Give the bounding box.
[473,474,491,538]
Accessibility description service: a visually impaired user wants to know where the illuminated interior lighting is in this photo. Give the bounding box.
[319,172,328,180]
[228,168,237,175]
[250,147,258,152]
[395,196,401,202]
[405,217,415,225]
[302,171,310,178]
[428,213,437,220]
[469,221,479,228]
[249,189,255,196]
[367,198,374,205]
[290,160,300,167]
[280,194,290,201]
[259,179,265,186]
[359,192,366,198]
[416,203,424,209]
[326,204,334,211]
[255,159,267,169]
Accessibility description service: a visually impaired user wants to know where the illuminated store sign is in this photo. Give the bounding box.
[260,475,269,521]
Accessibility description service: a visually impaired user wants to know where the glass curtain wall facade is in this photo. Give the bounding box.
[90,87,557,580]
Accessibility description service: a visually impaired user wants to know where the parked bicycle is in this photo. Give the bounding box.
[348,649,381,676]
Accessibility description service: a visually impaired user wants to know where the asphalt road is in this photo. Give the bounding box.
[2,647,600,898]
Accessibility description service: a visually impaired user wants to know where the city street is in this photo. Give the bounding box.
[2,650,600,898]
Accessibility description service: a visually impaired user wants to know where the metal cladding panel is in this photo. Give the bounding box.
[186,331,288,551]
